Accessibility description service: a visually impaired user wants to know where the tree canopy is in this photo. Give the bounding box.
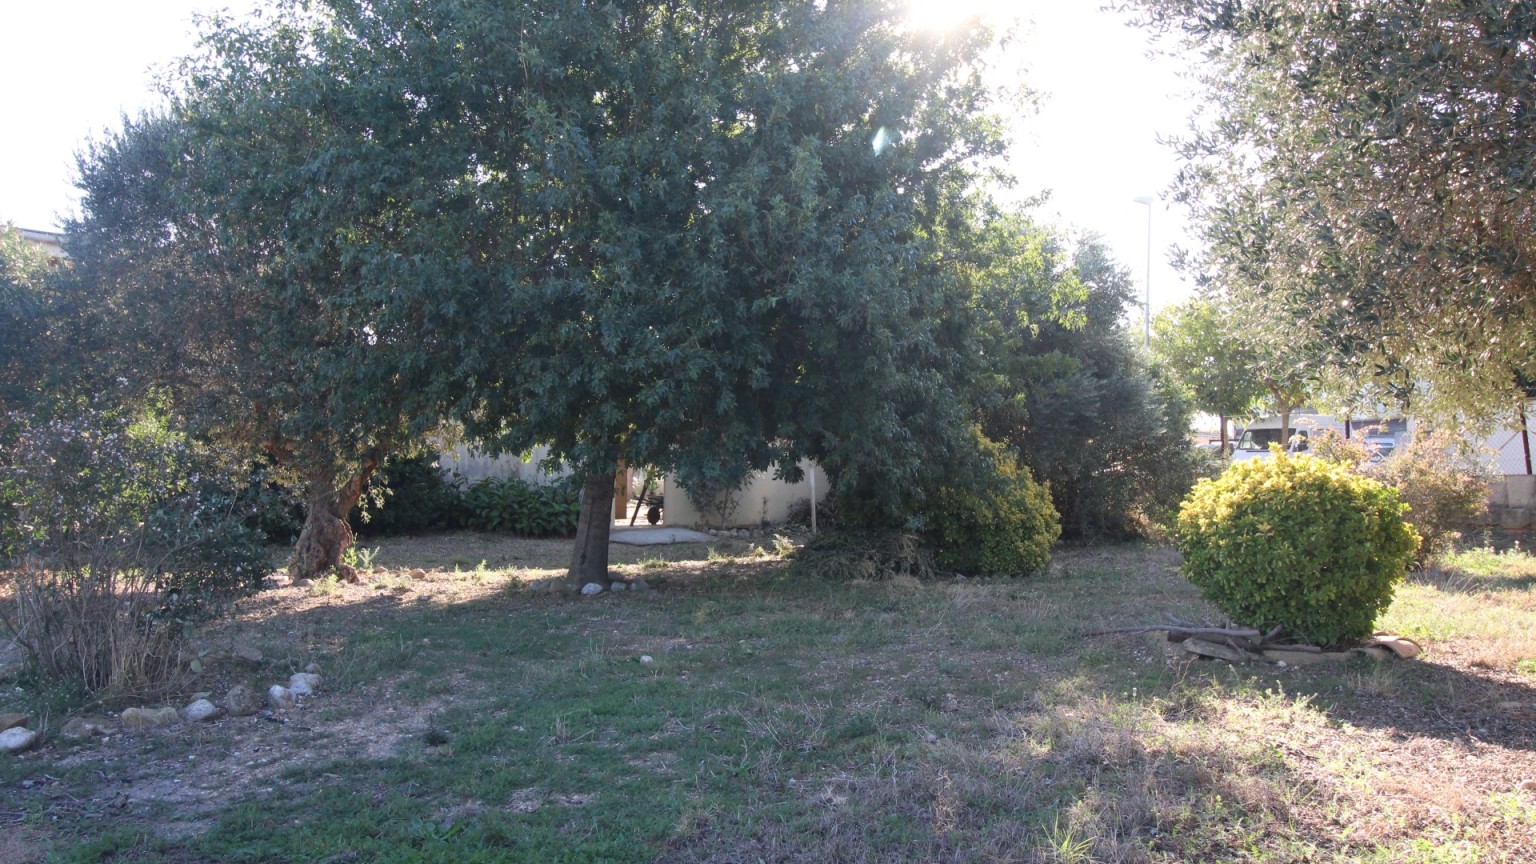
[66,6,494,578]
[1152,298,1263,450]
[67,0,1012,583]
[973,226,1203,539]
[1129,0,1536,422]
[0,227,58,418]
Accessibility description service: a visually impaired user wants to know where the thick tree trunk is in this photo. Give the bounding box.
[567,472,616,589]
[289,460,379,583]
[1218,413,1229,455]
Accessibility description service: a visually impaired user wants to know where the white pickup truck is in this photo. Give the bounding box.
[1232,413,1400,463]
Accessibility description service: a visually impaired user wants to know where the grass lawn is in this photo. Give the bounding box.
[2,534,1534,863]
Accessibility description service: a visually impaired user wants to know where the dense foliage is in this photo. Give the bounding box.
[0,410,269,697]
[924,437,1059,577]
[979,234,1211,539]
[351,455,466,538]
[1371,432,1492,566]
[0,227,67,419]
[461,477,580,538]
[1177,450,1420,645]
[65,0,1012,586]
[1130,0,1536,423]
[1152,299,1263,451]
[1314,429,1493,568]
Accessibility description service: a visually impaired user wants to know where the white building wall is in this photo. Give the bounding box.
[661,461,829,528]
[438,444,569,487]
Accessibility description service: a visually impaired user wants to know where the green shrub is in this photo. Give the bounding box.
[924,438,1060,577]
[0,410,270,699]
[462,476,579,537]
[352,454,465,537]
[245,476,305,542]
[1176,449,1420,646]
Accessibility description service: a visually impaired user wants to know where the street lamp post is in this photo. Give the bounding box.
[1133,195,1154,349]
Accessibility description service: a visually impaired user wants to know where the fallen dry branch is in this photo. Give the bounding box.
[1093,618,1422,665]
[1092,625,1262,640]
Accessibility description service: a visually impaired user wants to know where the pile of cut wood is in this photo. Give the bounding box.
[1098,615,1421,665]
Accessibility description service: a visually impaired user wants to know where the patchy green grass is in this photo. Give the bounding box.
[1382,545,1536,674]
[1,538,1533,863]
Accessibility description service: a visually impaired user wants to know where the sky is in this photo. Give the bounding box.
[0,0,1204,317]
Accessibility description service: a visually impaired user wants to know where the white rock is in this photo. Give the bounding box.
[183,699,223,723]
[0,727,39,754]
[288,673,322,697]
[639,655,654,664]
[304,662,321,674]
[632,580,650,592]
[268,685,297,709]
[581,582,605,596]
[609,581,627,592]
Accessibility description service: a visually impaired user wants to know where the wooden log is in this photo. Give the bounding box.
[1093,625,1263,639]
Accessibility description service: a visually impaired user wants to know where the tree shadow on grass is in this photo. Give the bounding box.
[9,542,1536,863]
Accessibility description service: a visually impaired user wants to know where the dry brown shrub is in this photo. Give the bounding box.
[792,531,940,582]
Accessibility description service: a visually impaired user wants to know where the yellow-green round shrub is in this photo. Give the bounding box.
[1175,450,1420,646]
[926,440,1060,577]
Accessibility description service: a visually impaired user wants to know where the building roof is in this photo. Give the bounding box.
[16,227,67,258]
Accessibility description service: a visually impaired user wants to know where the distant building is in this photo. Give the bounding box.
[16,227,66,258]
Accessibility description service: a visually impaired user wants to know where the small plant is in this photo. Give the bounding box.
[1040,815,1094,864]
[771,534,796,557]
[341,545,380,571]
[1177,448,1420,646]
[793,530,939,582]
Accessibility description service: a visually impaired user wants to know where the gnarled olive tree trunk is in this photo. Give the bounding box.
[289,458,379,582]
[566,472,615,588]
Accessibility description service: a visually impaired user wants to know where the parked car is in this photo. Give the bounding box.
[1232,412,1404,463]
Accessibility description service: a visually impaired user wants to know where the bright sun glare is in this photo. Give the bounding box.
[905,0,1013,32]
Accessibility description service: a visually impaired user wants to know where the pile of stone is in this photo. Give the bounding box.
[3,663,327,755]
[581,579,651,596]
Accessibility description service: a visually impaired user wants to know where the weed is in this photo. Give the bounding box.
[1040,814,1095,864]
[309,574,342,596]
[342,545,381,570]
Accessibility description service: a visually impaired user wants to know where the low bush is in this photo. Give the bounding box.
[924,439,1060,577]
[1369,431,1491,567]
[1176,450,1420,646]
[462,476,580,537]
[1308,429,1490,567]
[791,530,938,582]
[0,411,269,700]
[352,453,465,537]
